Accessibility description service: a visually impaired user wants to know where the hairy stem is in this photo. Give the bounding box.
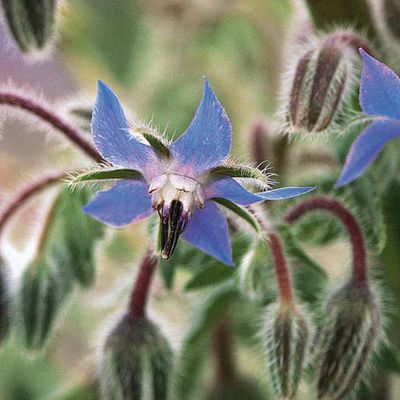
[213,316,236,384]
[267,230,294,306]
[128,249,159,317]
[0,171,66,239]
[0,92,102,162]
[285,196,367,286]
[249,207,294,305]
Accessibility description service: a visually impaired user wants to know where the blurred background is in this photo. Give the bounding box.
[0,1,396,399]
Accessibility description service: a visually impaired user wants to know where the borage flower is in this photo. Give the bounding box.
[336,49,400,187]
[77,80,314,265]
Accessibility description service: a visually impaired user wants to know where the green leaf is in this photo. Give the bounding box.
[213,198,260,232]
[69,168,143,186]
[184,234,250,291]
[210,164,269,186]
[185,263,234,291]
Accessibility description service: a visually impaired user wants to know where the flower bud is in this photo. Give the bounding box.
[19,259,66,350]
[239,240,274,305]
[100,314,173,400]
[1,0,58,54]
[263,303,309,399]
[205,377,265,400]
[282,31,363,135]
[315,281,380,400]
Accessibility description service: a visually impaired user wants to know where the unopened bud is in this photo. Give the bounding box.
[239,240,275,305]
[1,0,58,54]
[263,303,309,399]
[100,314,173,400]
[282,30,366,134]
[315,281,380,400]
[205,377,265,400]
[19,259,66,350]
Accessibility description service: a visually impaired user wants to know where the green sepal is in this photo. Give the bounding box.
[209,164,269,187]
[135,128,170,158]
[69,168,143,186]
[213,198,260,232]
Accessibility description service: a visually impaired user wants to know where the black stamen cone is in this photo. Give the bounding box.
[160,200,186,259]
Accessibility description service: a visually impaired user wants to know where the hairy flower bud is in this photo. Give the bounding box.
[1,0,58,54]
[239,240,274,305]
[281,31,365,135]
[263,303,309,399]
[100,314,173,400]
[19,259,66,350]
[315,281,380,400]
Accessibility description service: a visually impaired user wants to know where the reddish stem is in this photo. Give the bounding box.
[213,316,236,384]
[0,171,67,239]
[0,92,103,162]
[250,120,271,168]
[285,196,367,286]
[267,231,294,306]
[128,249,159,317]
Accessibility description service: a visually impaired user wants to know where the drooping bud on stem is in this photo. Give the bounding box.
[252,210,310,399]
[1,0,58,54]
[285,196,381,399]
[281,30,372,135]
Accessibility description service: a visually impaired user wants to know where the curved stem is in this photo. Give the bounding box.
[128,249,159,317]
[0,92,103,162]
[285,196,367,286]
[0,171,67,239]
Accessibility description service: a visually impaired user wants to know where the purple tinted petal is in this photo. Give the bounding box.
[83,179,154,227]
[182,201,233,265]
[204,177,262,205]
[359,49,400,119]
[92,81,159,178]
[170,79,232,176]
[336,119,400,187]
[256,186,316,200]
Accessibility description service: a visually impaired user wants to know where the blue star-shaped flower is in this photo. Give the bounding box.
[336,49,400,187]
[83,80,315,265]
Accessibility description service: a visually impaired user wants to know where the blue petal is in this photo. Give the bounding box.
[256,186,316,200]
[92,81,159,178]
[170,79,232,176]
[182,201,233,266]
[359,49,400,119]
[83,179,154,227]
[336,119,400,187]
[205,177,263,205]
